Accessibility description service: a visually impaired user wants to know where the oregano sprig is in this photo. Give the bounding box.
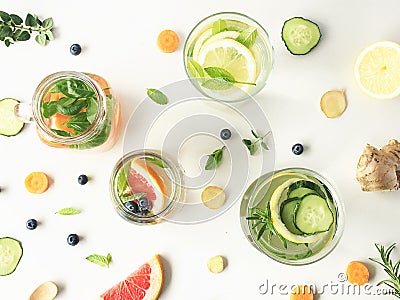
[242,130,270,155]
[0,11,54,47]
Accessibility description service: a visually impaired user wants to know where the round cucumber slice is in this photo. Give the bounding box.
[281,17,321,55]
[280,198,302,235]
[0,237,23,276]
[0,98,25,137]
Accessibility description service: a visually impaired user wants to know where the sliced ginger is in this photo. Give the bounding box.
[207,255,225,273]
[201,186,226,209]
[320,90,347,118]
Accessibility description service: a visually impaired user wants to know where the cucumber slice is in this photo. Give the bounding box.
[280,198,302,235]
[0,237,23,276]
[287,180,325,199]
[281,17,321,55]
[295,194,334,234]
[0,98,24,137]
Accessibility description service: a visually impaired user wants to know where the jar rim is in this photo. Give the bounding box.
[32,71,107,145]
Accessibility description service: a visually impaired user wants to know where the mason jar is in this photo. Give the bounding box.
[17,71,121,151]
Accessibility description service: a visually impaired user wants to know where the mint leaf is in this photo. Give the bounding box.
[42,17,54,29]
[86,253,111,268]
[117,162,131,196]
[144,157,167,168]
[56,207,80,215]
[147,88,168,105]
[242,139,256,155]
[187,60,205,82]
[205,146,225,170]
[202,78,232,90]
[212,19,227,35]
[204,67,235,83]
[236,26,257,48]
[120,192,147,203]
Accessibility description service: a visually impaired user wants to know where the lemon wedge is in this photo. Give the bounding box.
[354,41,400,99]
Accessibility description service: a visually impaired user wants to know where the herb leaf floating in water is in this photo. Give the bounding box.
[212,19,227,35]
[242,130,270,155]
[236,26,257,48]
[147,88,168,105]
[86,253,112,268]
[202,67,256,91]
[369,243,400,297]
[0,11,55,47]
[205,146,225,170]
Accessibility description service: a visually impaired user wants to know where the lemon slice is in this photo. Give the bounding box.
[197,38,257,85]
[354,41,400,99]
[192,28,213,61]
[201,31,240,50]
[270,178,326,243]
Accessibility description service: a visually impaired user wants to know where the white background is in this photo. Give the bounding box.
[1,0,400,299]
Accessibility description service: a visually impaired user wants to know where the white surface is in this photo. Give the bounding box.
[1,0,400,299]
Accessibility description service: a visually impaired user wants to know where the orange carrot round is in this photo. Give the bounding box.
[25,172,50,194]
[290,285,314,300]
[346,261,369,285]
[157,29,180,53]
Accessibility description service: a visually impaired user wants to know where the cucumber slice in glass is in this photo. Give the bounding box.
[0,237,23,276]
[281,17,321,55]
[280,198,302,235]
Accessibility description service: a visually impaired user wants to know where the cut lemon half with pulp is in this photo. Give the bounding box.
[354,41,400,99]
[270,178,326,243]
[197,38,257,87]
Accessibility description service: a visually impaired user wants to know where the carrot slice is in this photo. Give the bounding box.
[346,261,369,285]
[290,285,314,300]
[157,30,180,53]
[25,172,50,194]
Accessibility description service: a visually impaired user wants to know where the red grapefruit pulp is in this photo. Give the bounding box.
[100,254,164,300]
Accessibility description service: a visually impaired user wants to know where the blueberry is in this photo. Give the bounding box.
[26,219,38,230]
[220,128,232,140]
[70,44,82,56]
[125,201,139,213]
[138,197,150,211]
[67,233,79,246]
[292,143,304,155]
[78,174,88,185]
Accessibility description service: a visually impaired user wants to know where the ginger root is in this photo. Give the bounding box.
[356,139,400,191]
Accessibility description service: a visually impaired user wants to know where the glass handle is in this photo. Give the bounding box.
[14,102,34,123]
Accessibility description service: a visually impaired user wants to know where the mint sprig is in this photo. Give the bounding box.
[202,67,256,90]
[205,146,225,170]
[0,11,54,47]
[242,130,270,155]
[86,253,112,268]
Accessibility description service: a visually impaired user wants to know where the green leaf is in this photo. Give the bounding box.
[10,14,23,25]
[51,129,71,137]
[120,192,147,203]
[117,162,131,196]
[86,253,112,268]
[144,157,167,168]
[42,17,54,29]
[147,88,168,105]
[187,60,205,81]
[261,141,269,150]
[204,67,235,83]
[202,78,232,90]
[35,33,47,46]
[41,101,58,118]
[56,99,87,116]
[16,30,30,41]
[86,98,98,123]
[212,19,227,35]
[45,30,54,41]
[0,11,11,23]
[65,112,90,133]
[56,207,80,215]
[205,146,225,170]
[251,130,259,138]
[242,139,256,155]
[0,25,13,39]
[4,39,12,47]
[236,26,257,48]
[25,13,37,27]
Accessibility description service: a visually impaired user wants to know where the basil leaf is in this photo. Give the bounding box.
[56,99,87,116]
[187,60,205,82]
[204,67,235,83]
[10,14,23,25]
[147,88,168,105]
[65,112,90,133]
[56,207,80,215]
[86,98,98,123]
[41,101,58,118]
[202,78,232,90]
[35,33,46,46]
[205,146,225,170]
[51,129,71,137]
[236,26,257,48]
[144,157,167,168]
[212,19,227,35]
[0,11,11,23]
[86,253,111,268]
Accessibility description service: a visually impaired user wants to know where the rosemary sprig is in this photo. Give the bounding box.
[246,205,287,249]
[369,243,400,298]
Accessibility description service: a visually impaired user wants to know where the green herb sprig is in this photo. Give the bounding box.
[242,130,270,155]
[246,206,287,248]
[0,11,54,47]
[205,146,225,170]
[370,243,400,298]
[202,67,256,91]
[147,88,168,105]
[86,253,112,268]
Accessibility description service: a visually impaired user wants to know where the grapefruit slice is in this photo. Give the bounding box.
[100,254,164,300]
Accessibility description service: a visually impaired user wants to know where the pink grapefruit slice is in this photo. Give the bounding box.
[100,254,164,300]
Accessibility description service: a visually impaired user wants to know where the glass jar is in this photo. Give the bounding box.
[26,71,120,151]
[240,168,344,265]
[109,150,185,225]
